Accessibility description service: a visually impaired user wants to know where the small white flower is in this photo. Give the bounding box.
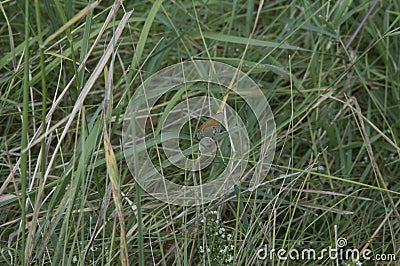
[227,234,232,240]
[207,248,211,253]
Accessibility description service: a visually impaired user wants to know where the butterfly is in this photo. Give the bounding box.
[196,113,223,140]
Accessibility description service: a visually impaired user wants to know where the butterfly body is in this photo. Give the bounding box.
[196,113,223,140]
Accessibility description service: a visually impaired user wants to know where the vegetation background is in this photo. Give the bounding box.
[0,0,399,265]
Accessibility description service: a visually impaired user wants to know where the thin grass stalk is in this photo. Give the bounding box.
[23,0,47,263]
[126,1,166,264]
[20,0,30,265]
[136,184,144,265]
[53,0,80,98]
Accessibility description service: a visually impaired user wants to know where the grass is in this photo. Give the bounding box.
[1,0,400,265]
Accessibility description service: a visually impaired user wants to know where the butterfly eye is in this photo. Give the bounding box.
[212,126,220,138]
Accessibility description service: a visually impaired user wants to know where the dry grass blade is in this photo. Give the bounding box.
[43,1,99,46]
[103,128,129,266]
[102,42,129,264]
[3,2,128,201]
[218,0,264,113]
[43,10,133,190]
[358,199,400,259]
[351,96,400,218]
[82,181,112,261]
